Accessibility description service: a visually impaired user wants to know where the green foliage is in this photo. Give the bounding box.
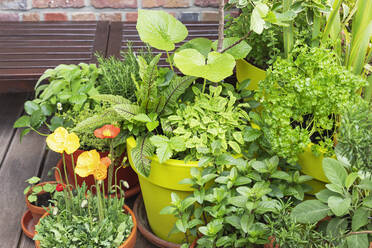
[265,201,341,247]
[136,9,188,51]
[256,45,366,164]
[150,85,251,163]
[162,156,312,247]
[95,46,153,102]
[291,158,372,247]
[24,177,57,204]
[34,183,133,248]
[174,50,236,83]
[14,63,101,140]
[335,99,372,172]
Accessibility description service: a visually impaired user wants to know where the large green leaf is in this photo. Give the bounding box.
[322,158,347,186]
[174,49,236,82]
[352,207,369,231]
[177,38,212,57]
[328,196,351,216]
[211,37,252,60]
[136,9,188,51]
[346,234,369,248]
[291,200,330,224]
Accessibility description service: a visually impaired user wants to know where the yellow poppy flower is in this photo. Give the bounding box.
[46,127,80,154]
[75,150,101,177]
[93,161,108,181]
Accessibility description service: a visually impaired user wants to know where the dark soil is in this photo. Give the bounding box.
[35,192,53,208]
[290,114,336,144]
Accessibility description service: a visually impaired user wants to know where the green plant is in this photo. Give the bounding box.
[335,98,372,172]
[150,85,251,163]
[13,63,100,140]
[291,158,372,247]
[265,200,341,247]
[34,183,133,248]
[162,155,312,247]
[24,177,56,204]
[256,45,366,164]
[95,46,154,101]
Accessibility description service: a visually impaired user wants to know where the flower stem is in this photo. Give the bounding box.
[95,179,104,221]
[166,51,174,71]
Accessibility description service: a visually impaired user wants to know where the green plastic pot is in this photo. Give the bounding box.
[236,59,266,90]
[298,144,330,183]
[304,179,326,195]
[127,137,197,244]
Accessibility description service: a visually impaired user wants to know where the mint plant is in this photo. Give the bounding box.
[291,158,372,247]
[14,63,101,140]
[162,156,312,247]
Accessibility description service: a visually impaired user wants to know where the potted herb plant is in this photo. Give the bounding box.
[291,157,372,247]
[23,177,61,226]
[256,44,366,183]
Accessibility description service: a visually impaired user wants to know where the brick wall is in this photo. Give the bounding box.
[0,0,226,22]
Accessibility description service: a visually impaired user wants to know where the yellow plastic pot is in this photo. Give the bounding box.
[298,144,330,183]
[304,179,326,195]
[236,59,266,90]
[127,137,198,244]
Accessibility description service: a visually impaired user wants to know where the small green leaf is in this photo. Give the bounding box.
[326,217,348,237]
[136,9,188,51]
[328,196,351,216]
[13,116,31,128]
[23,186,31,195]
[133,113,152,122]
[346,234,368,248]
[24,101,40,115]
[40,103,54,116]
[315,189,341,203]
[27,194,37,203]
[43,184,55,193]
[33,186,43,194]
[345,172,359,189]
[323,158,348,186]
[228,140,241,154]
[352,207,369,231]
[20,128,31,142]
[26,177,40,184]
[30,110,45,128]
[271,171,291,181]
[160,206,176,215]
[243,127,261,142]
[146,121,159,132]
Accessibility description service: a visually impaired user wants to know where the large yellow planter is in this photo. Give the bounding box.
[127,137,198,244]
[236,59,266,90]
[298,144,330,183]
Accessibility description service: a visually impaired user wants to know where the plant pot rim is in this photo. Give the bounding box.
[127,136,199,168]
[34,204,137,248]
[25,181,61,214]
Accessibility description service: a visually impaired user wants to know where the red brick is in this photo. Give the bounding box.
[201,11,219,21]
[99,13,122,22]
[142,0,190,8]
[32,0,84,8]
[125,12,138,22]
[23,13,41,21]
[44,12,68,21]
[71,13,96,21]
[194,0,218,7]
[92,0,137,8]
[0,0,27,10]
[0,13,20,21]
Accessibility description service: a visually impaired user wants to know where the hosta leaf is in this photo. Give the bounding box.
[136,9,188,51]
[212,37,252,59]
[174,49,236,82]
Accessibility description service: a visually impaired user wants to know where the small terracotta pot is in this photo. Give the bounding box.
[264,236,279,248]
[35,204,137,248]
[25,181,59,226]
[55,149,140,197]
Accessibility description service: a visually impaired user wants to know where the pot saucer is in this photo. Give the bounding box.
[21,210,35,239]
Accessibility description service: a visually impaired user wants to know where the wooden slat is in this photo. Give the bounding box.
[0,93,28,163]
[0,118,47,248]
[0,21,110,92]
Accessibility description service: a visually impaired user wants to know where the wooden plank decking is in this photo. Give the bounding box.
[0,93,156,248]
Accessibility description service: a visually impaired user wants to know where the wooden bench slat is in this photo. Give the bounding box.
[0,54,91,60]
[0,47,93,53]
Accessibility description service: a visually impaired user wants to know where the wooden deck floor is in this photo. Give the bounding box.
[0,93,157,248]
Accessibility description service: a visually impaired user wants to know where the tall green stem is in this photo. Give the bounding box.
[70,154,78,190]
[166,51,174,71]
[283,0,294,58]
[107,142,114,207]
[95,180,104,221]
[312,10,321,47]
[62,153,72,214]
[202,78,207,93]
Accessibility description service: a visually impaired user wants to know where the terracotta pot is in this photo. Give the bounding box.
[264,236,279,248]
[55,149,140,197]
[25,181,59,226]
[35,204,137,248]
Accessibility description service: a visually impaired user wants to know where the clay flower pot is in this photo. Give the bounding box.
[35,204,137,248]
[55,149,140,197]
[25,181,60,226]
